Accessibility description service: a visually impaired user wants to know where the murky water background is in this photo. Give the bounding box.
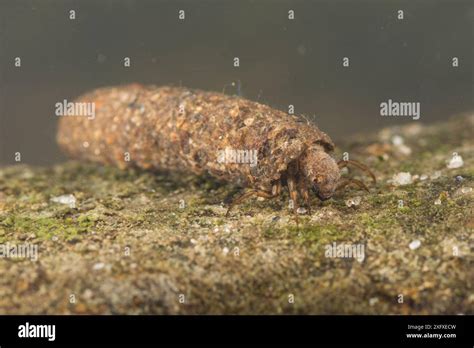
[1,0,473,165]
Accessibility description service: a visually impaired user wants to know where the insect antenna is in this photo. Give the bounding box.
[338,160,376,184]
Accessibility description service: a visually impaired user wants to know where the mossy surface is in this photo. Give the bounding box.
[0,115,472,314]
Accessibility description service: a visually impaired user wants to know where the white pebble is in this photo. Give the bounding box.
[391,135,404,146]
[447,154,464,169]
[83,289,94,299]
[391,135,412,155]
[296,207,307,215]
[409,240,421,250]
[345,196,362,207]
[222,247,229,255]
[420,174,428,181]
[392,172,413,186]
[50,194,76,209]
[434,199,442,205]
[430,171,441,180]
[92,262,105,270]
[369,297,379,306]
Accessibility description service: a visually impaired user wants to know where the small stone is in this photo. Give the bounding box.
[83,289,94,300]
[50,194,76,209]
[369,297,379,306]
[271,216,280,223]
[398,144,412,155]
[190,238,197,245]
[296,207,307,215]
[92,262,105,271]
[434,199,442,205]
[391,135,411,155]
[455,175,464,184]
[453,187,473,197]
[345,196,362,207]
[447,154,464,169]
[409,240,421,250]
[222,247,229,255]
[392,172,413,186]
[420,174,428,181]
[430,171,441,180]
[391,135,404,146]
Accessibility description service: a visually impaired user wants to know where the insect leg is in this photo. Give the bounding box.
[287,176,299,214]
[226,190,256,217]
[336,178,370,192]
[226,187,279,217]
[287,176,303,227]
[338,160,376,184]
[299,187,312,214]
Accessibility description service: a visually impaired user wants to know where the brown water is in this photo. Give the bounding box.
[1,0,473,165]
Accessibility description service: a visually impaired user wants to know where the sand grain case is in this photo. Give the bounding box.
[57,84,336,193]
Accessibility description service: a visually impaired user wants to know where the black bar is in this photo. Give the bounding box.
[0,315,472,346]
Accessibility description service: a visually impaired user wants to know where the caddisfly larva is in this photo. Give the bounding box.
[57,84,375,215]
